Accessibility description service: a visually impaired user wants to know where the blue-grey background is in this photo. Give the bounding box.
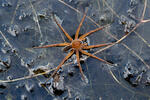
[0,0,150,100]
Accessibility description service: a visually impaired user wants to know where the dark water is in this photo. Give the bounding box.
[0,0,150,100]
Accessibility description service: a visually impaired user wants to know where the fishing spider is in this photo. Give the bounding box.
[34,12,113,80]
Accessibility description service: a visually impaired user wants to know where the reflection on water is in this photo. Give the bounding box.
[0,0,150,99]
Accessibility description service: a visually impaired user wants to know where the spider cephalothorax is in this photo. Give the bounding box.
[34,11,113,80]
[71,40,82,49]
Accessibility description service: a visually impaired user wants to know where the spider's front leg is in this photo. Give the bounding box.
[33,43,70,48]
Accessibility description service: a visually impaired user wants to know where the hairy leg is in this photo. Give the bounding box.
[33,43,70,48]
[79,49,112,65]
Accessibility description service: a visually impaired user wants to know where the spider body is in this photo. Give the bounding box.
[34,11,113,80]
[71,40,83,49]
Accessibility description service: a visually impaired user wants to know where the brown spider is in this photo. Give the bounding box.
[34,12,113,80]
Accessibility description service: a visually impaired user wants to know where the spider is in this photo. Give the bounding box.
[34,12,113,80]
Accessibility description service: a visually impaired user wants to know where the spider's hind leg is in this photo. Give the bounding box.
[76,50,85,80]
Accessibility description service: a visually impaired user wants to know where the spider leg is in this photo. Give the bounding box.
[33,43,70,48]
[79,49,113,65]
[82,43,113,49]
[76,50,85,80]
[51,50,74,78]
[79,26,105,40]
[53,15,73,41]
[75,11,87,39]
